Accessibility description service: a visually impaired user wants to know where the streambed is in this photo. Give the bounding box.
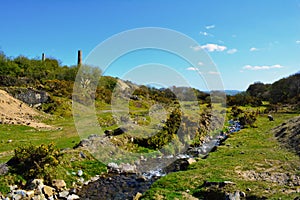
[78,121,241,200]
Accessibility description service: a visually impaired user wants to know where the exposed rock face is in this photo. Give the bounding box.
[11,87,50,106]
[273,116,300,156]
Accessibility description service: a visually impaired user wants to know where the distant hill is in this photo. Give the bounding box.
[224,90,242,96]
[203,90,242,96]
[246,72,300,105]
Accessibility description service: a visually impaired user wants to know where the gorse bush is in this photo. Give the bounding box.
[134,108,182,149]
[230,106,258,127]
[8,143,62,181]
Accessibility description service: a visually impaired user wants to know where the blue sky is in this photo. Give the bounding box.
[1,0,300,90]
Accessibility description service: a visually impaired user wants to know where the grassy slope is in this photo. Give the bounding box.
[0,116,80,163]
[142,113,300,200]
[0,116,107,193]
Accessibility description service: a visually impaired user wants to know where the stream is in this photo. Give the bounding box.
[78,121,241,200]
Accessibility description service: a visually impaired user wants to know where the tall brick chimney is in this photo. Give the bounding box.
[77,50,82,66]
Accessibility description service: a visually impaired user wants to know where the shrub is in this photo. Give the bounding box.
[230,106,258,127]
[8,143,62,182]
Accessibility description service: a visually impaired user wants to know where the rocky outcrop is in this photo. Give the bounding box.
[273,116,300,156]
[4,87,50,106]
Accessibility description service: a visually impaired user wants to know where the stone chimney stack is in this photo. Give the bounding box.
[77,50,82,66]
[42,53,45,61]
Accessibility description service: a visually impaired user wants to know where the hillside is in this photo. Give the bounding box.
[273,116,300,156]
[247,72,300,106]
[0,89,52,130]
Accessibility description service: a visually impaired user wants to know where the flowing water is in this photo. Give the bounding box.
[78,121,241,200]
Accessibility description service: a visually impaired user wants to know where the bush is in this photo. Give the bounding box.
[8,143,62,182]
[230,106,258,127]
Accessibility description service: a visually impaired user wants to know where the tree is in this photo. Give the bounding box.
[246,81,270,100]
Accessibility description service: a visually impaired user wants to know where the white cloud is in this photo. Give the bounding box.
[250,47,259,52]
[205,25,215,29]
[198,61,204,66]
[227,49,237,54]
[208,71,220,75]
[200,31,213,37]
[186,67,199,71]
[296,40,300,44]
[243,64,284,70]
[190,45,202,51]
[200,43,227,52]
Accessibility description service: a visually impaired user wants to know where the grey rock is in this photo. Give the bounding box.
[0,163,9,175]
[77,169,83,177]
[59,190,69,198]
[14,88,50,105]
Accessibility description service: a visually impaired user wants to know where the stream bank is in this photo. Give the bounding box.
[77,121,242,200]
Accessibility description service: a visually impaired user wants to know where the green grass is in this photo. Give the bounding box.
[142,113,300,199]
[0,116,80,163]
